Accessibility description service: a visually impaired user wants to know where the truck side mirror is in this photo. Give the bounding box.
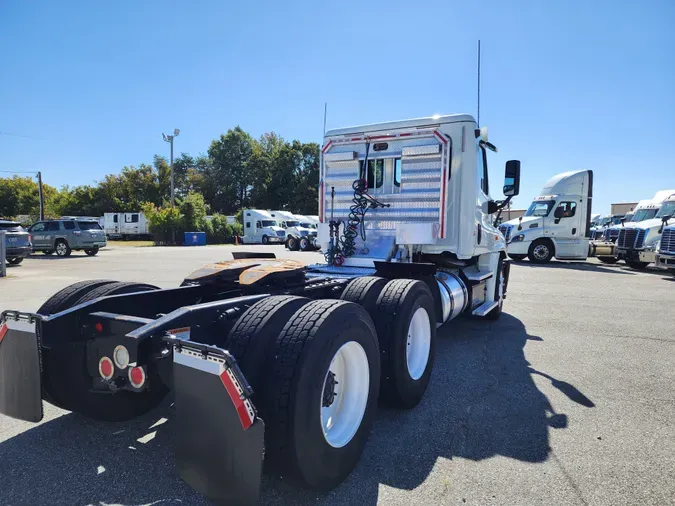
[503,160,521,197]
[554,207,564,219]
[659,214,672,233]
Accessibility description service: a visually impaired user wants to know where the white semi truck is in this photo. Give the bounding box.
[590,194,664,263]
[616,191,675,269]
[655,223,675,273]
[499,170,593,263]
[0,113,521,504]
[241,209,286,244]
[269,210,318,250]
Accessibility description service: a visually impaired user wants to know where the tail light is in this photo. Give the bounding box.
[98,357,114,380]
[128,366,146,388]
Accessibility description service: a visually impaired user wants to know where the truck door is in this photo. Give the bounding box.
[255,221,262,239]
[551,200,588,259]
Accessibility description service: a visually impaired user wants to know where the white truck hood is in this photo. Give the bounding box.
[502,216,541,228]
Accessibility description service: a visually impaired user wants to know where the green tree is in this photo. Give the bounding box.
[207,126,253,213]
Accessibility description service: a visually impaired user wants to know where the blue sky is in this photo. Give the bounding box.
[1,0,673,213]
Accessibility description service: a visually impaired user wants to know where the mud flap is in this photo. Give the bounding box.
[0,312,43,422]
[169,339,264,505]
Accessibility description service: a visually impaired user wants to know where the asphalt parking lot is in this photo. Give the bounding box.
[1,245,674,506]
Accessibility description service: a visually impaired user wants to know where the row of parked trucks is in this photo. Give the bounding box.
[241,210,320,250]
[0,113,522,504]
[498,171,674,272]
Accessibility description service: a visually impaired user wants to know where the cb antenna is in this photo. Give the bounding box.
[477,40,481,126]
[323,102,328,140]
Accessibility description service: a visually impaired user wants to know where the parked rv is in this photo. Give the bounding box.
[241,209,285,244]
[102,212,150,239]
[499,170,593,263]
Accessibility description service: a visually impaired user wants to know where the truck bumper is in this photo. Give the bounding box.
[617,248,656,264]
[6,246,32,259]
[656,252,675,269]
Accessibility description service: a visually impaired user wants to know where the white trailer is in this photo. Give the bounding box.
[241,209,286,244]
[102,212,150,239]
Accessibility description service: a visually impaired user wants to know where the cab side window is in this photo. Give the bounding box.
[246,222,251,229]
[63,221,75,230]
[30,223,45,232]
[476,144,488,195]
[557,201,577,218]
[256,221,262,229]
[45,221,60,231]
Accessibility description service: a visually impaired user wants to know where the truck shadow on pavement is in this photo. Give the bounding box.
[0,313,594,506]
[515,260,636,275]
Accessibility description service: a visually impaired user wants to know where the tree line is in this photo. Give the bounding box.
[0,127,320,228]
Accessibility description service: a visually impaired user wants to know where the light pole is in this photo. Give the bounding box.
[162,129,180,207]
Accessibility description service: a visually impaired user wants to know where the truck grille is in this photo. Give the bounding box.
[499,225,512,242]
[617,228,646,249]
[276,230,285,237]
[660,228,675,254]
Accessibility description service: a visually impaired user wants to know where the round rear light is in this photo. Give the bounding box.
[113,345,130,369]
[98,357,114,380]
[128,366,146,388]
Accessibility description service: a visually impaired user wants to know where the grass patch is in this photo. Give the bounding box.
[105,240,155,248]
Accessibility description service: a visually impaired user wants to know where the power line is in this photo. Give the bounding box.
[0,170,39,174]
[0,131,42,140]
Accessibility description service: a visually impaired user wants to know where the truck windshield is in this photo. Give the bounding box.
[285,220,300,227]
[631,209,657,222]
[261,220,277,227]
[611,216,623,225]
[656,201,675,218]
[301,223,315,229]
[525,200,555,217]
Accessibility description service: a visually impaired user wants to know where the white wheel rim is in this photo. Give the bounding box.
[320,341,369,448]
[533,245,549,260]
[406,307,431,380]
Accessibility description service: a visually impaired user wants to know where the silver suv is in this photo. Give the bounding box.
[28,219,107,257]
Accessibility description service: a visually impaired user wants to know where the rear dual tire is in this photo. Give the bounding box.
[38,280,168,420]
[286,236,299,251]
[227,297,380,491]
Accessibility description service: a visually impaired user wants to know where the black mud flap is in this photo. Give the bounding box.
[169,338,264,505]
[0,311,43,422]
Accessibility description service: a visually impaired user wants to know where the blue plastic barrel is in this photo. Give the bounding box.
[184,232,206,246]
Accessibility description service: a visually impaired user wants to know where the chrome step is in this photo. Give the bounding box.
[472,300,499,316]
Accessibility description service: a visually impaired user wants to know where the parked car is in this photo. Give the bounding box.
[0,220,32,265]
[28,219,107,257]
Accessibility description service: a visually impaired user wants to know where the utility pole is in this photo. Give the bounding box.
[162,129,180,207]
[37,171,44,220]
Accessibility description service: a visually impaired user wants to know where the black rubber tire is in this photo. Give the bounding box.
[286,236,299,251]
[55,239,71,257]
[340,276,388,318]
[43,282,168,421]
[37,279,117,316]
[373,279,436,408]
[299,237,311,251]
[262,235,269,245]
[7,257,23,265]
[84,247,99,256]
[485,258,504,320]
[74,281,159,305]
[528,239,554,264]
[224,295,311,396]
[598,256,618,264]
[508,254,526,262]
[626,261,649,270]
[260,299,380,491]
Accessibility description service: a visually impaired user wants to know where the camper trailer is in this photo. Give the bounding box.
[102,212,150,239]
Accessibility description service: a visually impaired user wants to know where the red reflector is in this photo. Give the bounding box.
[128,366,146,388]
[95,323,103,333]
[219,369,253,430]
[98,357,114,380]
[0,323,8,345]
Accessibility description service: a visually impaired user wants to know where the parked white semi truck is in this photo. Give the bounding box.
[0,113,521,505]
[616,192,675,269]
[590,195,663,263]
[270,210,318,251]
[656,224,675,274]
[499,170,593,263]
[241,209,286,244]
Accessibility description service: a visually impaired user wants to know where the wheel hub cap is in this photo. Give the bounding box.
[320,341,369,448]
[534,245,548,259]
[406,307,431,380]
